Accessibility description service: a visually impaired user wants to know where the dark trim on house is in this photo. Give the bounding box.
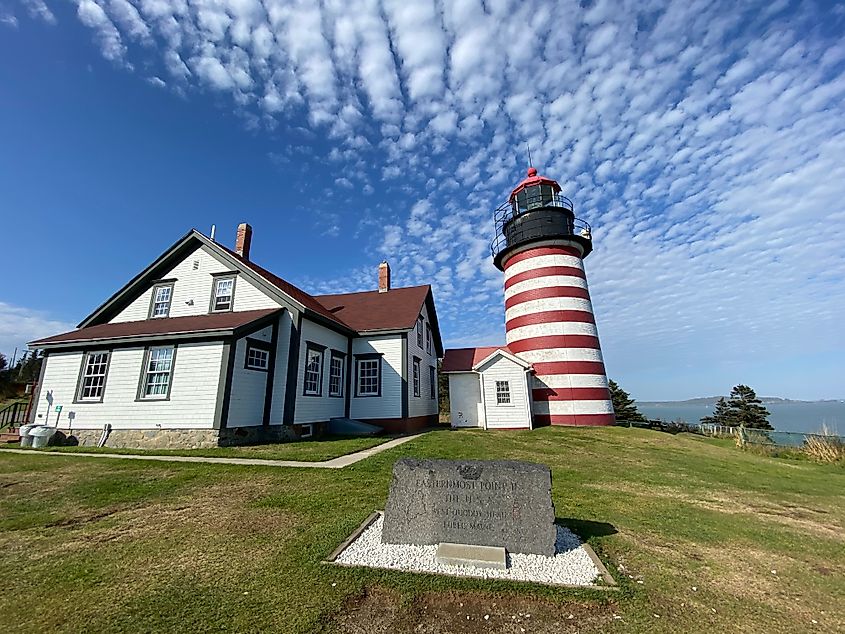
[328,349,346,398]
[78,231,203,328]
[423,288,445,357]
[134,344,178,402]
[72,350,112,404]
[302,308,356,337]
[209,273,237,314]
[262,317,280,426]
[147,281,175,319]
[412,355,421,398]
[77,231,309,329]
[344,338,353,417]
[283,311,302,425]
[353,352,383,398]
[216,338,237,429]
[213,340,233,430]
[29,352,49,424]
[210,270,240,277]
[429,364,437,399]
[302,341,325,396]
[231,310,282,338]
[401,333,409,418]
[243,336,272,371]
[37,309,283,353]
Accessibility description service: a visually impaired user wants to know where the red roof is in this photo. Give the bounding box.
[314,286,432,332]
[218,244,350,329]
[509,167,561,200]
[441,346,519,373]
[31,309,279,346]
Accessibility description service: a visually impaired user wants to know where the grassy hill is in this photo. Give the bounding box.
[0,427,842,633]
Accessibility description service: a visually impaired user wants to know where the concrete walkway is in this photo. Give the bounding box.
[0,433,424,469]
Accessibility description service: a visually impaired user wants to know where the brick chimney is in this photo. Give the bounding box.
[378,261,390,293]
[236,223,252,260]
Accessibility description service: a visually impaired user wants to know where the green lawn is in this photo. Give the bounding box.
[0,427,842,633]
[22,434,390,462]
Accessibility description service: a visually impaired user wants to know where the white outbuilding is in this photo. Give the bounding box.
[441,346,533,430]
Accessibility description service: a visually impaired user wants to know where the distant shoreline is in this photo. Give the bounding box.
[637,401,845,435]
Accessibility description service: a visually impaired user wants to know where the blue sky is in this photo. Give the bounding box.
[1,0,844,401]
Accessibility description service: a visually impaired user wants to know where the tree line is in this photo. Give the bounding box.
[609,380,772,429]
[0,351,43,401]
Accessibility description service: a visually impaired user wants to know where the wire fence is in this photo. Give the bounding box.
[620,419,844,449]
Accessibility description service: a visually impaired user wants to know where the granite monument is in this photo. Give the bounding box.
[382,458,557,556]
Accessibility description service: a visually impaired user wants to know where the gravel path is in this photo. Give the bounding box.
[335,515,601,586]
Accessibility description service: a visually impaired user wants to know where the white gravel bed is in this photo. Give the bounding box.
[335,515,601,586]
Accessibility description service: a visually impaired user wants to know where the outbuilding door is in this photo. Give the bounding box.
[448,373,484,427]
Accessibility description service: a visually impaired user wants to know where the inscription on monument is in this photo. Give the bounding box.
[382,458,557,555]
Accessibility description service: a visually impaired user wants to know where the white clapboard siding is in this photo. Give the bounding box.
[408,302,439,417]
[448,373,484,428]
[478,355,531,429]
[33,343,224,430]
[350,335,402,420]
[227,325,272,427]
[111,245,281,323]
[293,319,349,424]
[268,310,294,425]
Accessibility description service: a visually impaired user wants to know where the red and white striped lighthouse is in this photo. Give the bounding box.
[491,168,614,426]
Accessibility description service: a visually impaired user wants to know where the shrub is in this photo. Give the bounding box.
[804,425,845,464]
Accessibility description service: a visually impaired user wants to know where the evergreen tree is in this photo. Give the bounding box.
[608,379,646,422]
[700,397,733,426]
[726,384,772,429]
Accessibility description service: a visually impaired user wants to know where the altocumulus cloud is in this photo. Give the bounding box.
[20,0,845,397]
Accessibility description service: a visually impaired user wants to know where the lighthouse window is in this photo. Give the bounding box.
[525,185,542,210]
[495,380,511,405]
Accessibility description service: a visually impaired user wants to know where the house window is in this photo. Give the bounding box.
[413,357,421,397]
[329,352,344,397]
[416,317,423,348]
[211,275,235,312]
[356,356,381,397]
[149,283,174,318]
[303,344,324,396]
[245,340,270,371]
[425,325,432,354]
[77,351,110,402]
[429,365,436,399]
[496,380,511,405]
[141,346,175,399]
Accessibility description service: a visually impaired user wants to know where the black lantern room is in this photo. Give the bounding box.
[491,167,593,270]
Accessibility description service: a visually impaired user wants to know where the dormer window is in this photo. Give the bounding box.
[149,283,174,318]
[211,274,236,312]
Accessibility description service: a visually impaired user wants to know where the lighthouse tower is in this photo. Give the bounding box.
[491,168,615,426]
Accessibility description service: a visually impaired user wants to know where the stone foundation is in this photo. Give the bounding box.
[54,425,302,450]
[217,425,298,446]
[62,428,221,450]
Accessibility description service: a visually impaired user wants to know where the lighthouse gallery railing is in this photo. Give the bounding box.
[490,193,592,259]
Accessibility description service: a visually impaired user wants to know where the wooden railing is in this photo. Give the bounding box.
[0,401,29,431]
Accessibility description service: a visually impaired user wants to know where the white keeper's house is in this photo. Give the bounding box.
[29,224,443,448]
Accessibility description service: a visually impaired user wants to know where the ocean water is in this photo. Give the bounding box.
[637,401,845,435]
